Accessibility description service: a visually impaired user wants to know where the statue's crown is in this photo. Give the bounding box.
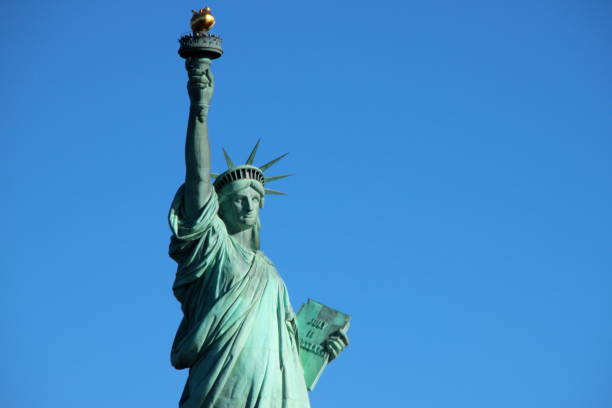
[212,140,291,196]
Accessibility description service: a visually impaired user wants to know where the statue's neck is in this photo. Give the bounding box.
[228,227,258,252]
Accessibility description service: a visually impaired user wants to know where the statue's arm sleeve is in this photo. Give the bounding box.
[168,185,227,294]
[183,102,212,223]
[183,58,214,222]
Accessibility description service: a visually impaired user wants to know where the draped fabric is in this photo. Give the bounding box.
[168,186,310,408]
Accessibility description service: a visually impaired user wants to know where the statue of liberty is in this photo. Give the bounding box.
[167,10,348,408]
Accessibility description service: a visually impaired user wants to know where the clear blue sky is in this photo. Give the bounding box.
[2,1,611,407]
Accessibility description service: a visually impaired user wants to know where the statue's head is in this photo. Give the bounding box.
[212,140,291,248]
[218,179,265,233]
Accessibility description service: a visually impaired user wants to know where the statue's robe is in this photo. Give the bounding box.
[168,186,310,408]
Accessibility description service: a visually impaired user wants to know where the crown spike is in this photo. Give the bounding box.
[246,139,261,165]
[259,153,288,171]
[265,188,287,195]
[264,174,292,183]
[210,172,220,178]
[222,148,235,168]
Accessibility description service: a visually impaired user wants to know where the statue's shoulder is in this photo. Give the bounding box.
[256,250,275,267]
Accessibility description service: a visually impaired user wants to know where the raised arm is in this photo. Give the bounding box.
[183,57,215,222]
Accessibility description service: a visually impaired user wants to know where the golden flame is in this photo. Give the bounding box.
[190,7,216,32]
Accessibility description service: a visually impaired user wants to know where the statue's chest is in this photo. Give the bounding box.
[219,250,281,293]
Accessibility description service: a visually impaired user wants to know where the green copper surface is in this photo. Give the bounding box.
[170,33,349,407]
[296,300,351,391]
[245,139,261,165]
[259,153,289,171]
[222,147,235,168]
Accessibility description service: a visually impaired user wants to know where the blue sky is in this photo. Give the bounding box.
[2,1,611,407]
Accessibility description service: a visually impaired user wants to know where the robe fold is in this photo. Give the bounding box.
[168,186,310,408]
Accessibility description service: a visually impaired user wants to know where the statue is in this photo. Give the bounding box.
[168,8,349,408]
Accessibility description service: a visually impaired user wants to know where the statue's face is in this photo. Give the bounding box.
[220,186,261,232]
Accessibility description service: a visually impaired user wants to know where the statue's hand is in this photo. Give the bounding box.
[186,57,214,120]
[323,328,349,362]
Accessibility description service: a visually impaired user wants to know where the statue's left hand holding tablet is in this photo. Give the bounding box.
[324,328,350,362]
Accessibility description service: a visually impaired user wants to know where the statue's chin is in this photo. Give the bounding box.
[243,218,257,226]
[239,214,257,227]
